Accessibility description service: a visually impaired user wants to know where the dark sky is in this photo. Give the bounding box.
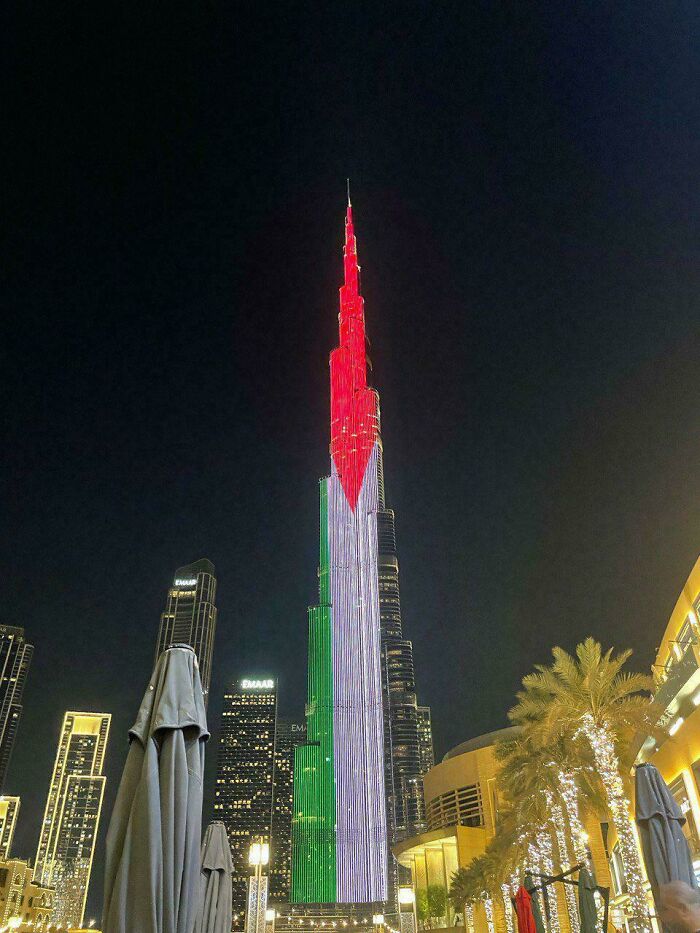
[4,1,700,919]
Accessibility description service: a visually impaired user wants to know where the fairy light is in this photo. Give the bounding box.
[580,713,651,933]
[527,841,541,884]
[546,792,580,933]
[465,904,475,933]
[557,769,589,867]
[483,895,495,933]
[535,829,561,933]
[501,883,515,933]
[510,871,520,906]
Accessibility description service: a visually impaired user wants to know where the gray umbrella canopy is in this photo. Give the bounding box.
[103,645,209,933]
[578,865,598,933]
[195,822,234,933]
[635,762,698,908]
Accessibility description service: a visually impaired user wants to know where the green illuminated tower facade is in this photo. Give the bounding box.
[291,481,336,901]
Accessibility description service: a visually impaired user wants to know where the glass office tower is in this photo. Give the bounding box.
[155,558,217,703]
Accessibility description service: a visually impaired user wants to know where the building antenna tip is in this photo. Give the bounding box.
[346,178,351,207]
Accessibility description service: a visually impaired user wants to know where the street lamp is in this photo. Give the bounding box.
[245,838,270,933]
[249,842,270,867]
[398,887,417,933]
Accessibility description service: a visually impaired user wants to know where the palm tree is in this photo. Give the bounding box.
[450,856,489,911]
[509,638,656,933]
[498,737,583,933]
[496,732,611,933]
[497,732,605,869]
[450,854,500,933]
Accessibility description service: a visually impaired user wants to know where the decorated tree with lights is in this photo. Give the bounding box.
[509,638,656,933]
[497,775,564,933]
[497,732,604,867]
[450,854,496,930]
[451,833,525,933]
[496,732,610,933]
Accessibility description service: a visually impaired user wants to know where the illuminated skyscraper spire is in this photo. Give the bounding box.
[329,200,378,511]
[292,199,386,905]
[292,196,432,907]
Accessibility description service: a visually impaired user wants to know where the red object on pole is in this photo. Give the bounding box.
[514,886,538,933]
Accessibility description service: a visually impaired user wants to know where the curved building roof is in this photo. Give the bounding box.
[442,725,520,761]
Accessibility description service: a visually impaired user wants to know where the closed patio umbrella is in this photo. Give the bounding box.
[195,821,233,933]
[578,865,598,933]
[635,762,698,909]
[103,645,209,933]
[514,886,538,933]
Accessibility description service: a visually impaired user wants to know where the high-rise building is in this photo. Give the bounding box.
[155,559,217,703]
[0,798,19,861]
[417,707,435,776]
[270,719,306,904]
[291,198,430,907]
[0,626,33,793]
[214,678,277,915]
[378,505,432,849]
[34,711,110,928]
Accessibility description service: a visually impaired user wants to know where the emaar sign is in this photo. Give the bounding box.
[241,679,274,690]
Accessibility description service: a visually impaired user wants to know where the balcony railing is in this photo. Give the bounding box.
[655,644,699,713]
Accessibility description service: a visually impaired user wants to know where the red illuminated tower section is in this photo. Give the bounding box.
[330,201,379,510]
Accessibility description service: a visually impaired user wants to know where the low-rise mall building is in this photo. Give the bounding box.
[638,554,700,863]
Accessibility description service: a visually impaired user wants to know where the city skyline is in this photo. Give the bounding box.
[5,4,700,917]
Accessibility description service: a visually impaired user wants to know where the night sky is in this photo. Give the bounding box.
[5,2,700,919]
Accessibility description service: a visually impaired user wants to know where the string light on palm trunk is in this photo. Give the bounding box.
[527,844,547,933]
[465,904,474,933]
[557,769,589,867]
[483,895,495,933]
[546,793,580,933]
[579,714,651,933]
[535,829,561,933]
[501,883,515,933]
